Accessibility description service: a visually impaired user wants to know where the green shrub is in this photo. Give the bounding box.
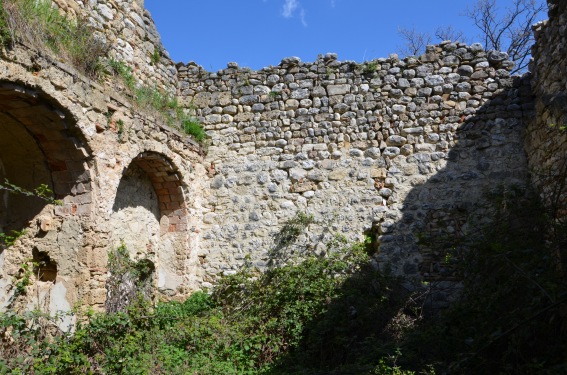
[0,240,423,374]
[182,118,206,142]
[400,185,567,374]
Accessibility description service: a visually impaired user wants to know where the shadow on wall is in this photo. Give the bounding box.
[0,82,92,240]
[110,161,161,278]
[112,162,161,221]
[373,75,531,296]
[263,75,558,373]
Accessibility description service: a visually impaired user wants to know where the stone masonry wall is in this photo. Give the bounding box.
[527,0,567,217]
[178,43,531,291]
[2,0,565,313]
[0,45,206,321]
[52,0,177,92]
[525,0,567,273]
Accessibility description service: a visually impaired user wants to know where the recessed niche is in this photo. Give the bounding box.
[32,247,57,282]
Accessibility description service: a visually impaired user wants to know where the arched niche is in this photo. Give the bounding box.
[129,151,188,234]
[110,151,189,296]
[0,82,92,239]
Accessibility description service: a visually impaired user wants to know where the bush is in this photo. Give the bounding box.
[182,118,206,142]
[0,241,423,374]
[400,185,567,374]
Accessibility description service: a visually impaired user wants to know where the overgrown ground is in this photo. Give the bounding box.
[1,186,566,374]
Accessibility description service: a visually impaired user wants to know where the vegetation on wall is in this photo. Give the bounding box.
[105,59,207,143]
[0,240,427,374]
[0,0,108,78]
[1,183,565,374]
[0,180,60,250]
[0,0,207,144]
[105,242,155,313]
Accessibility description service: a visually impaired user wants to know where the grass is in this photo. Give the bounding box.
[105,59,207,143]
[0,0,108,78]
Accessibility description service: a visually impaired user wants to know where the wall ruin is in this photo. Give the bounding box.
[0,44,206,317]
[0,0,565,313]
[179,44,531,295]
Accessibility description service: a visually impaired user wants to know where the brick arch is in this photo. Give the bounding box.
[0,81,92,233]
[129,151,187,234]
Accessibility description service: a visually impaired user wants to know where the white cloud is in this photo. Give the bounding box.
[282,0,298,18]
[281,0,307,27]
[300,9,307,27]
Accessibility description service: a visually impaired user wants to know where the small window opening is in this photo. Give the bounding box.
[32,247,57,282]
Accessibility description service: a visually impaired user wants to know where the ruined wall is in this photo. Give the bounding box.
[0,45,206,318]
[178,44,531,289]
[52,0,177,92]
[2,0,566,313]
[526,0,567,217]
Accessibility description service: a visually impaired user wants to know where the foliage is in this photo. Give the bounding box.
[0,180,60,249]
[105,59,207,143]
[150,47,160,65]
[268,90,282,100]
[0,309,73,373]
[0,240,430,374]
[13,260,34,296]
[0,229,25,248]
[0,179,61,205]
[1,184,565,373]
[362,61,379,75]
[105,242,155,313]
[0,0,108,78]
[0,0,11,46]
[400,185,567,374]
[182,117,206,142]
[274,211,314,249]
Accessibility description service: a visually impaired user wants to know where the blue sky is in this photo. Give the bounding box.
[144,0,547,72]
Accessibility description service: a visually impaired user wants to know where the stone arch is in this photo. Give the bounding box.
[110,151,189,296]
[130,151,188,234]
[0,81,92,237]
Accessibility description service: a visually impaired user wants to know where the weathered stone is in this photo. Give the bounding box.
[327,84,350,96]
[2,0,557,314]
[386,135,407,146]
[291,181,317,193]
[328,168,349,180]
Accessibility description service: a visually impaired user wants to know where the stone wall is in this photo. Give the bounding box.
[178,44,531,289]
[0,45,206,319]
[526,0,567,217]
[1,0,566,314]
[52,0,177,92]
[525,0,567,273]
